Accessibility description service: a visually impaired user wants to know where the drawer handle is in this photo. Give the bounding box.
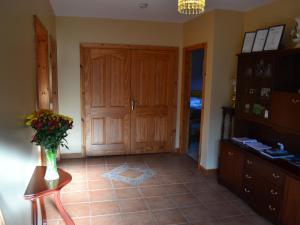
[244,188,251,193]
[246,159,253,165]
[268,205,277,212]
[270,189,278,196]
[245,174,252,179]
[228,151,234,156]
[272,173,280,179]
[291,99,300,104]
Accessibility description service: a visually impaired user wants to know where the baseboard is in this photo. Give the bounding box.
[198,164,217,176]
[60,153,84,159]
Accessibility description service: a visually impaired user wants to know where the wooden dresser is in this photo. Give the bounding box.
[219,48,300,225]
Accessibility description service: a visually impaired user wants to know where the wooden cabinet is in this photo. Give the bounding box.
[281,176,300,225]
[219,141,245,194]
[218,141,300,225]
[271,92,300,133]
[236,54,275,122]
[242,154,285,224]
[236,49,300,130]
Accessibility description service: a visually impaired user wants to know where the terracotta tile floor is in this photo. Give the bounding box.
[45,154,272,225]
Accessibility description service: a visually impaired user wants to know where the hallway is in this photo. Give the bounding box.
[45,154,271,225]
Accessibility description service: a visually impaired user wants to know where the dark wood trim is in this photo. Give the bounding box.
[61,153,84,159]
[80,43,178,51]
[198,164,217,176]
[179,43,207,159]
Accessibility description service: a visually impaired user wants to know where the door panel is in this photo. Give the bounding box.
[131,50,173,154]
[84,48,131,156]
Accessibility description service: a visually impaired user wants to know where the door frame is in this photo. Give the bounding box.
[180,43,207,158]
[80,43,179,157]
[33,15,50,165]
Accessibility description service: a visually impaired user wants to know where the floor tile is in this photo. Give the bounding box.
[64,203,90,218]
[115,188,141,199]
[153,209,187,225]
[205,202,243,219]
[119,198,148,213]
[89,189,115,202]
[169,193,201,207]
[195,190,227,204]
[122,211,156,225]
[180,205,216,223]
[59,217,90,225]
[90,201,120,215]
[62,191,89,204]
[140,186,165,197]
[91,214,122,225]
[145,196,174,210]
[55,153,268,225]
[218,215,253,225]
[88,179,112,190]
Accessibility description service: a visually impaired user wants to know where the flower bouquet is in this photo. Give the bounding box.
[25,110,73,180]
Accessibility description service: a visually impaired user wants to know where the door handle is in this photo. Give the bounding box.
[131,99,136,111]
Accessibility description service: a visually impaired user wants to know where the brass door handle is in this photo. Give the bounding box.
[131,99,136,111]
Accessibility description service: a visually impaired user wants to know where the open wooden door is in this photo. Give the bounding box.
[130,50,176,154]
[34,16,50,165]
[82,47,131,156]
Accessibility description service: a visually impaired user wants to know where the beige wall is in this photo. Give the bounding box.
[56,17,183,154]
[183,10,243,169]
[0,0,55,224]
[244,0,300,48]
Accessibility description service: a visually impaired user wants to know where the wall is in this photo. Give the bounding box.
[244,0,300,48]
[183,10,243,169]
[56,17,183,154]
[0,0,55,224]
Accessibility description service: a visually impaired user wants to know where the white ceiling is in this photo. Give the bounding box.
[50,0,274,23]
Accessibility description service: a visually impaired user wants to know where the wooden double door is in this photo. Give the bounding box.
[81,45,178,156]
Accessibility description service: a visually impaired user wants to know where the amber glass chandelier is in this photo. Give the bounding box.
[178,0,205,15]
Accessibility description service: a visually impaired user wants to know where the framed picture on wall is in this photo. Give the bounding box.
[264,25,286,51]
[241,31,256,53]
[252,29,269,52]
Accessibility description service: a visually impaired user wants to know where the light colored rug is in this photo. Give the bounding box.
[102,164,156,186]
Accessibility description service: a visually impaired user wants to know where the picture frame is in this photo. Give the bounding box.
[264,25,286,51]
[241,31,256,53]
[252,29,269,52]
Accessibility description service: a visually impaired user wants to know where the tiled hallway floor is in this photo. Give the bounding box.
[45,154,272,225]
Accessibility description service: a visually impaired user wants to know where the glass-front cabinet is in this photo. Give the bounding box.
[236,53,276,122]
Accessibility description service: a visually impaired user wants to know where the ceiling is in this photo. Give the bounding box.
[50,0,274,23]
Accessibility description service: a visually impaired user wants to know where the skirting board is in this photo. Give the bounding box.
[198,164,217,176]
[61,153,84,159]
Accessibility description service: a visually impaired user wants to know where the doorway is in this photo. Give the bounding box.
[180,44,207,162]
[187,50,204,161]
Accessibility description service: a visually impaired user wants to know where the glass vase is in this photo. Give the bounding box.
[44,148,59,181]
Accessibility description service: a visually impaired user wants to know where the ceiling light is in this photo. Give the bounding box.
[178,0,205,15]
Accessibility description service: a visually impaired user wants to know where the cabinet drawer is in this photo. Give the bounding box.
[244,155,285,187]
[262,199,281,224]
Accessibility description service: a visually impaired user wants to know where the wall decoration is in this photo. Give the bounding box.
[291,16,300,48]
[261,88,271,98]
[264,25,286,51]
[241,32,256,53]
[252,29,269,52]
